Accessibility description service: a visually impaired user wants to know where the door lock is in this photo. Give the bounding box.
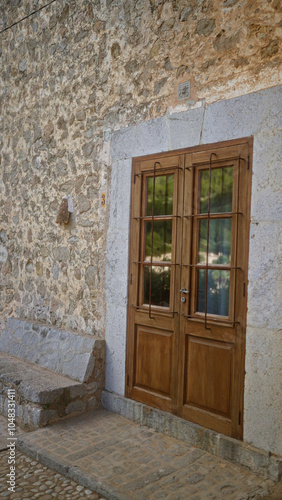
[180,288,189,294]
[181,297,186,303]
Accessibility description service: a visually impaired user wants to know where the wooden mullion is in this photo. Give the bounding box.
[231,141,252,439]
[171,155,184,412]
[125,160,142,397]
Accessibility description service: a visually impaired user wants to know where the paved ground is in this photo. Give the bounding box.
[0,450,105,499]
[0,410,281,499]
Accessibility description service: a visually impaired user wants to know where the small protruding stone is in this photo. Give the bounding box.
[78,194,91,214]
[19,59,27,72]
[85,266,95,287]
[196,19,216,37]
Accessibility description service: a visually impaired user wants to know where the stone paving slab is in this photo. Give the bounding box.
[11,410,277,500]
[102,392,282,482]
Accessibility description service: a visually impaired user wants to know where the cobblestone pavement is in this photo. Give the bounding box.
[0,411,281,499]
[0,449,105,499]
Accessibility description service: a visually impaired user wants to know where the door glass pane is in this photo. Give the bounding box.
[145,220,172,262]
[197,269,230,316]
[147,174,174,216]
[199,167,233,214]
[144,266,170,307]
[198,219,232,265]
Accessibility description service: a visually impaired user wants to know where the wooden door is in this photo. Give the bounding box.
[126,138,252,439]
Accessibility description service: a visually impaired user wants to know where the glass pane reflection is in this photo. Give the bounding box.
[200,167,233,214]
[198,219,231,265]
[145,220,172,262]
[197,269,230,316]
[144,266,170,307]
[147,174,174,216]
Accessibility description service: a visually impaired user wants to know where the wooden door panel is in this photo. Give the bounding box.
[134,326,173,397]
[134,310,174,330]
[185,321,235,343]
[126,139,252,439]
[182,403,232,436]
[184,336,233,418]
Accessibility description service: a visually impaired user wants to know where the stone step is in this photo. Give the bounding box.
[0,352,99,431]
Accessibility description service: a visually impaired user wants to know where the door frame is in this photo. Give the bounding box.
[125,137,253,439]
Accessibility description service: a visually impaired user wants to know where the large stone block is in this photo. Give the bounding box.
[0,349,104,431]
[0,318,105,383]
[244,327,282,456]
[108,158,132,233]
[111,116,169,160]
[251,129,282,221]
[167,104,205,150]
[247,221,282,329]
[202,86,282,143]
[105,230,129,309]
[105,305,127,395]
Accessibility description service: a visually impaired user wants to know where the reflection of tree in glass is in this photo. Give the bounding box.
[197,269,230,316]
[147,175,174,216]
[144,267,170,307]
[200,167,233,214]
[198,219,231,265]
[145,221,172,261]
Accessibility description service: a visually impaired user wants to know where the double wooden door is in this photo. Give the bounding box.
[126,139,252,439]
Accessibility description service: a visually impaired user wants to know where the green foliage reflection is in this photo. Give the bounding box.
[200,167,233,213]
[145,220,172,261]
[198,219,231,265]
[147,175,174,216]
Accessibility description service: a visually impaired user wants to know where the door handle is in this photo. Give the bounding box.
[180,288,189,294]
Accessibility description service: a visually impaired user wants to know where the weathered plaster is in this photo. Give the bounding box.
[106,85,282,455]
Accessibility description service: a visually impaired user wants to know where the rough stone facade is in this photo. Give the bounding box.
[0,0,281,458]
[0,0,281,336]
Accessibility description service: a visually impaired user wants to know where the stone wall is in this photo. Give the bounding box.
[0,0,280,337]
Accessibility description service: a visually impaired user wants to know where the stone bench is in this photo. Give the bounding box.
[0,318,105,431]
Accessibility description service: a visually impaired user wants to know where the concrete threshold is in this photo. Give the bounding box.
[102,391,282,483]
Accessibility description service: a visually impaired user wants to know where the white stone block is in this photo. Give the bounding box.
[247,221,282,329]
[167,106,204,150]
[251,129,282,221]
[108,158,132,233]
[105,305,127,395]
[202,86,282,143]
[111,116,169,160]
[244,327,282,455]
